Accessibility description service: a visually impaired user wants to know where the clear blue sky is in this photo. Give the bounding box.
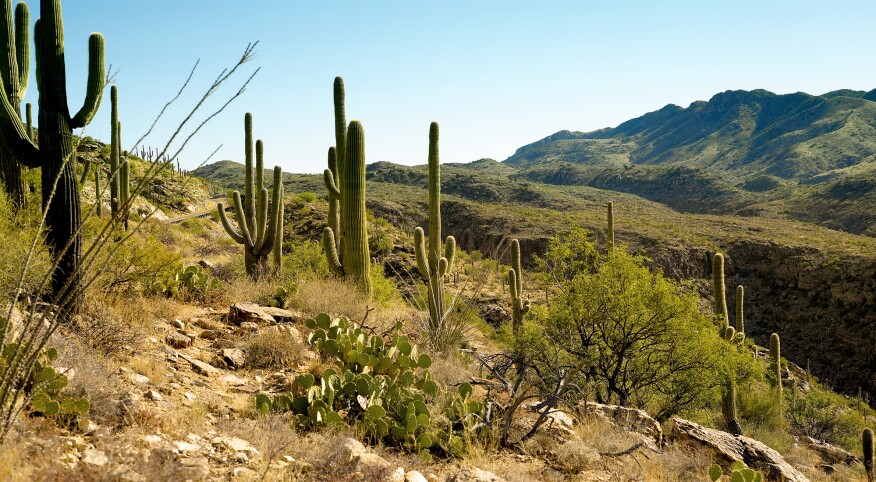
[18,0,876,174]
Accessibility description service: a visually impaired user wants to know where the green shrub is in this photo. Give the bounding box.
[370,263,400,306]
[282,240,329,281]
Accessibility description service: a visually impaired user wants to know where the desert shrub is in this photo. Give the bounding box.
[370,263,400,306]
[368,216,395,258]
[295,191,318,203]
[147,264,221,301]
[282,239,329,281]
[788,387,871,450]
[0,192,51,298]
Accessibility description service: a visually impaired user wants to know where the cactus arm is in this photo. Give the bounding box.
[0,0,17,107]
[24,101,31,139]
[78,158,90,185]
[413,227,429,277]
[231,190,254,248]
[70,33,105,128]
[511,238,522,292]
[323,168,340,197]
[444,236,456,276]
[341,120,371,296]
[243,113,256,234]
[508,268,519,300]
[253,187,268,251]
[0,72,37,165]
[322,227,344,276]
[258,166,282,255]
[713,253,729,331]
[217,201,244,244]
[438,257,448,278]
[272,182,284,273]
[333,77,346,189]
[13,1,25,97]
[427,122,441,272]
[255,139,264,204]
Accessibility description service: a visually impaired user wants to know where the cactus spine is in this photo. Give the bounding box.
[722,378,742,436]
[0,0,106,305]
[322,120,370,295]
[606,201,614,250]
[864,428,874,482]
[0,0,28,209]
[735,285,744,334]
[713,253,729,336]
[217,113,284,278]
[412,122,456,330]
[508,239,530,334]
[769,333,782,398]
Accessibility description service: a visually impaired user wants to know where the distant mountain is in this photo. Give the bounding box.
[505,88,876,182]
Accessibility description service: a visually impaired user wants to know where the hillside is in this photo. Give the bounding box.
[503,89,876,235]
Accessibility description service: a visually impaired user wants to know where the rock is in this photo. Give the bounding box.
[228,302,275,325]
[173,440,200,454]
[273,324,301,339]
[327,437,397,480]
[127,372,151,386]
[581,401,663,449]
[667,417,809,482]
[179,353,221,377]
[213,436,261,459]
[447,467,507,482]
[144,389,163,401]
[166,332,192,349]
[176,456,210,479]
[385,467,405,482]
[799,436,858,465]
[81,449,109,466]
[111,464,145,482]
[479,304,510,328]
[221,348,246,369]
[171,319,185,330]
[200,329,223,340]
[406,470,429,482]
[240,321,260,332]
[222,374,249,387]
[260,306,304,323]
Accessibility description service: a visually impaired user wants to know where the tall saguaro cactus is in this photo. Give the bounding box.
[217,113,284,278]
[323,76,345,260]
[323,120,370,295]
[508,238,530,334]
[0,0,28,209]
[606,201,614,250]
[722,378,742,436]
[413,122,456,329]
[770,333,782,399]
[712,253,729,335]
[735,285,744,334]
[108,85,129,228]
[0,0,105,306]
[864,428,874,482]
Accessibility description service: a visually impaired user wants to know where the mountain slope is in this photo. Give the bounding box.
[505,88,876,183]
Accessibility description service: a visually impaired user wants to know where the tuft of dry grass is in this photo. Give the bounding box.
[293,278,368,320]
[129,355,168,385]
[240,330,307,370]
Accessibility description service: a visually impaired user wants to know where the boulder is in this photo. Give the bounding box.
[479,304,510,328]
[667,417,809,482]
[325,437,400,481]
[260,306,304,323]
[179,353,221,377]
[166,332,192,349]
[221,348,246,370]
[447,467,507,482]
[799,436,858,465]
[581,402,663,450]
[228,302,275,325]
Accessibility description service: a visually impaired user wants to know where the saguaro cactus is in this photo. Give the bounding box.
[735,285,744,334]
[108,86,129,228]
[217,113,284,278]
[508,238,530,334]
[323,76,345,260]
[323,120,370,295]
[864,428,874,482]
[0,0,28,209]
[413,122,455,329]
[0,0,106,306]
[770,333,782,397]
[713,253,729,335]
[722,378,742,436]
[606,201,614,250]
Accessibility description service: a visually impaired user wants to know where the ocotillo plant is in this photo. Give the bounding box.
[735,285,744,335]
[217,113,284,278]
[508,238,530,335]
[769,333,782,399]
[323,120,370,295]
[606,201,614,250]
[864,428,874,482]
[413,122,456,331]
[0,0,28,209]
[712,253,729,336]
[323,76,345,260]
[0,0,106,306]
[722,378,742,436]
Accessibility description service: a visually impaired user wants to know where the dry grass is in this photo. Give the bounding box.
[129,354,168,385]
[240,330,308,370]
[293,278,368,320]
